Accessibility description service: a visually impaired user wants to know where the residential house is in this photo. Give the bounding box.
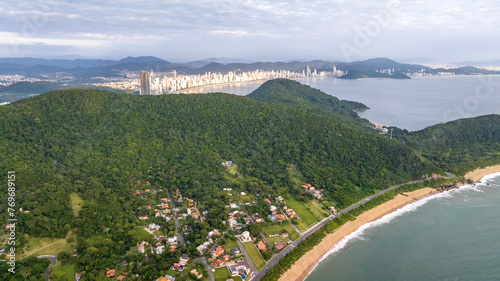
[257,241,267,251]
[137,244,145,254]
[138,215,148,220]
[117,275,126,281]
[282,233,289,238]
[75,273,81,280]
[106,268,115,278]
[191,212,199,219]
[230,247,241,256]
[149,223,161,231]
[275,242,287,251]
[189,269,203,279]
[222,161,233,166]
[223,254,230,261]
[227,260,252,279]
[213,260,226,267]
[155,245,165,255]
[239,231,251,242]
[196,244,207,254]
[179,253,189,265]
[211,246,224,258]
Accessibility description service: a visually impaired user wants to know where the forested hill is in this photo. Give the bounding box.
[403,114,500,174]
[0,88,438,235]
[247,79,369,126]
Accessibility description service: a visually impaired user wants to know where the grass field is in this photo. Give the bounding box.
[22,231,76,259]
[262,221,299,238]
[220,238,239,252]
[50,262,76,280]
[262,222,300,245]
[304,200,330,218]
[70,192,84,217]
[135,227,153,241]
[284,196,319,229]
[241,242,265,271]
[213,267,242,281]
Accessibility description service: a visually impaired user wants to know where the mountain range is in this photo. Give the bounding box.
[1,56,498,82]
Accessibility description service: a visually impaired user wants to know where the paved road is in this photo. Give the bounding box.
[38,255,56,281]
[168,191,185,246]
[253,173,455,280]
[237,240,258,273]
[196,257,214,281]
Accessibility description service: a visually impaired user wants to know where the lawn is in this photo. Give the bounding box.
[262,222,300,246]
[213,267,243,281]
[70,192,84,217]
[22,231,76,259]
[50,262,76,280]
[241,242,265,271]
[135,227,153,241]
[220,238,239,252]
[284,196,319,228]
[304,200,330,218]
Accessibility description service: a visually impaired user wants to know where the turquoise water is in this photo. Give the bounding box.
[304,174,500,281]
[182,76,500,131]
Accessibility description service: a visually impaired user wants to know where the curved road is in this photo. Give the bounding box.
[253,173,454,280]
[38,255,57,281]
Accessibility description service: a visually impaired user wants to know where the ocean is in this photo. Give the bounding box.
[181,75,500,131]
[304,174,500,281]
[183,76,500,280]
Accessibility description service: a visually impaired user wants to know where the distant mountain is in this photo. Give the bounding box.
[0,56,498,82]
[186,57,255,68]
[118,56,168,64]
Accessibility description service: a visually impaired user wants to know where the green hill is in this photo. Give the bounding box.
[1,79,499,280]
[248,78,369,126]
[403,114,500,174]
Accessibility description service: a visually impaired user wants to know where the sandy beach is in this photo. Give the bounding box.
[279,164,500,281]
[464,164,500,182]
[278,188,438,281]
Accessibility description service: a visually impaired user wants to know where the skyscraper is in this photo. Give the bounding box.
[140,71,151,95]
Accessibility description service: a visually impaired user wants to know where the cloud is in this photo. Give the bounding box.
[0,0,499,61]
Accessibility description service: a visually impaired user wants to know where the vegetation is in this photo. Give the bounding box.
[403,114,500,175]
[241,242,265,270]
[1,78,499,280]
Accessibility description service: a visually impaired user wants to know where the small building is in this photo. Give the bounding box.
[117,275,126,281]
[190,269,203,279]
[275,242,287,250]
[106,268,115,278]
[211,246,225,258]
[257,241,267,251]
[222,161,233,167]
[230,247,241,256]
[239,231,251,242]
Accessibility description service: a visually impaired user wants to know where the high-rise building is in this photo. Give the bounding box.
[140,71,151,95]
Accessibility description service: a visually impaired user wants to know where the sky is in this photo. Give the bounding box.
[1,0,499,63]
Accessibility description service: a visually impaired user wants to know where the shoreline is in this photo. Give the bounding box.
[278,165,500,281]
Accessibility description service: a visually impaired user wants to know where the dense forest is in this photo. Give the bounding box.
[1,78,499,280]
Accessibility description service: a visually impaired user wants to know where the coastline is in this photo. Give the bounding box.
[278,165,500,281]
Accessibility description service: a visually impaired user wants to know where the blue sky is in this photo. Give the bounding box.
[1,0,499,62]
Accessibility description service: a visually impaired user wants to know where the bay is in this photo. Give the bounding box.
[180,76,500,131]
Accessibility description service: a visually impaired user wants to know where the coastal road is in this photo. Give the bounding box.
[253,173,455,280]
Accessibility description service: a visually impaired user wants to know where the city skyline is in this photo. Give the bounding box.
[1,0,500,63]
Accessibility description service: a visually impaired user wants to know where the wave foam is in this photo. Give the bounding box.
[307,183,480,278]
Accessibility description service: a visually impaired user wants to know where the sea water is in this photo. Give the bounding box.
[304,174,500,281]
[181,75,500,131]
